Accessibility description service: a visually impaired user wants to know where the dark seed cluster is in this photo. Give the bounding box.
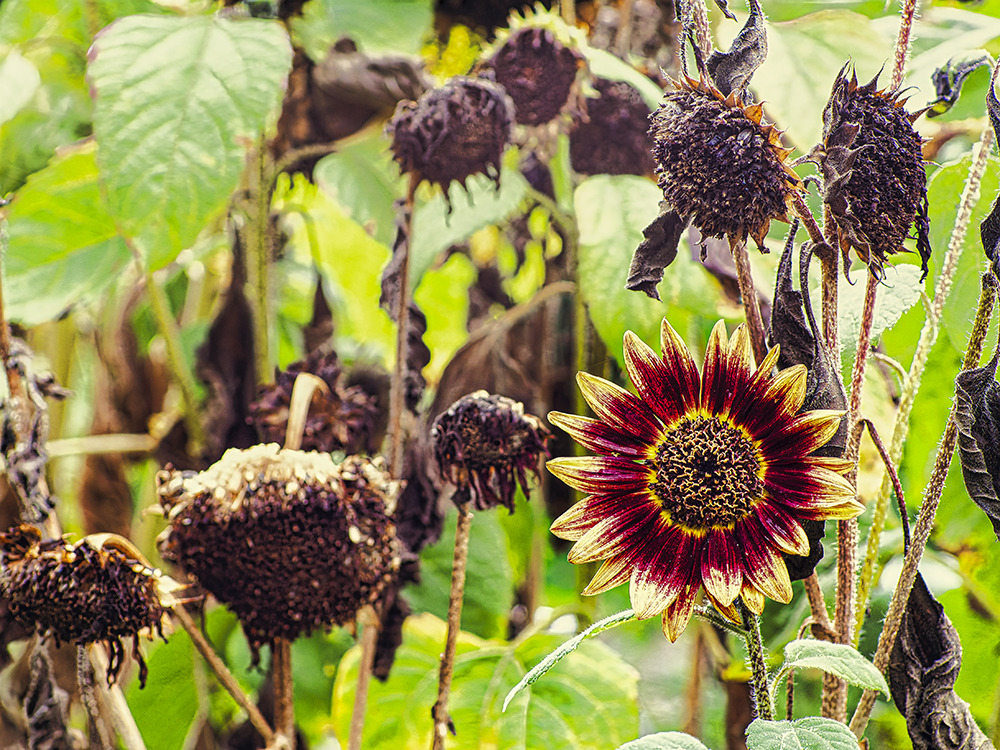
[570,78,655,177]
[649,76,800,250]
[248,349,384,455]
[817,67,930,278]
[387,76,514,195]
[0,525,169,686]
[156,446,401,659]
[432,391,550,512]
[484,26,582,126]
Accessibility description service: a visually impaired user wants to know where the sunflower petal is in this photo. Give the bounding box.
[624,331,694,426]
[740,583,765,614]
[739,519,793,603]
[583,555,634,595]
[740,365,808,435]
[701,320,731,414]
[700,530,742,605]
[760,410,845,460]
[660,318,701,412]
[547,456,654,494]
[568,506,660,563]
[661,581,700,641]
[550,491,656,540]
[629,529,691,619]
[706,593,741,624]
[576,372,663,444]
[755,502,811,556]
[548,411,651,457]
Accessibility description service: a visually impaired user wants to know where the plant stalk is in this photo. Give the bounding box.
[732,241,769,364]
[272,639,295,749]
[737,600,773,721]
[432,504,474,750]
[849,270,999,738]
[347,606,380,750]
[889,0,920,92]
[247,142,274,385]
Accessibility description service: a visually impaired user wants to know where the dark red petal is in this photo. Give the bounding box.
[548,411,651,457]
[661,578,700,642]
[701,530,742,605]
[628,526,694,619]
[567,502,662,563]
[754,501,810,556]
[737,366,807,437]
[547,456,654,494]
[623,331,693,426]
[583,554,635,595]
[660,319,701,414]
[700,321,731,415]
[737,517,793,603]
[550,490,658,540]
[758,410,843,462]
[576,372,663,445]
[725,345,780,424]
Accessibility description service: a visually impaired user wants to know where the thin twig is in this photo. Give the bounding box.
[432,504,474,750]
[849,271,999,738]
[732,241,769,365]
[246,142,274,384]
[790,193,827,248]
[347,606,380,750]
[173,605,275,745]
[859,419,910,554]
[48,433,158,457]
[785,669,795,721]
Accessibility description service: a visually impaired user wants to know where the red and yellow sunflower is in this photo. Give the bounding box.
[548,319,862,640]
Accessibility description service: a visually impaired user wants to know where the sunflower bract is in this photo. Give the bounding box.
[547,319,862,641]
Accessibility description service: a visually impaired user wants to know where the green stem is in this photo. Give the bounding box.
[246,142,273,385]
[737,600,773,721]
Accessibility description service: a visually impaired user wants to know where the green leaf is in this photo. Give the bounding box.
[773,639,889,701]
[410,165,528,290]
[127,628,199,750]
[0,0,165,48]
[502,608,636,712]
[746,718,859,750]
[291,0,433,61]
[405,509,514,640]
[332,613,639,750]
[0,50,41,125]
[574,175,723,367]
[89,14,292,269]
[313,130,405,248]
[3,140,131,325]
[413,253,476,384]
[735,11,894,149]
[616,732,711,750]
[838,264,925,357]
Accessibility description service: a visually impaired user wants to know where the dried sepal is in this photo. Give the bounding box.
[156,445,402,660]
[812,65,930,279]
[705,0,767,98]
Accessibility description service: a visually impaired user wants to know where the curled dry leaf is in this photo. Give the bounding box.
[954,344,1000,539]
[979,64,1000,278]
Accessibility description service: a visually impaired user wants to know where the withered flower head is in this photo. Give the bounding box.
[156,445,401,659]
[0,525,178,686]
[482,9,585,127]
[649,75,801,251]
[813,65,930,279]
[432,391,550,512]
[387,76,514,196]
[570,78,655,177]
[548,320,863,641]
[248,350,385,455]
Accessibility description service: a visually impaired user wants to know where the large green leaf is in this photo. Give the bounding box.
[2,140,131,325]
[413,252,476,384]
[838,264,925,357]
[291,0,433,61]
[616,733,711,750]
[0,0,163,48]
[772,640,889,702]
[746,718,859,750]
[332,613,639,750]
[89,14,292,269]
[127,628,199,750]
[733,11,894,150]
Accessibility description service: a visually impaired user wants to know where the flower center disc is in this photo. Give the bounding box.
[651,416,763,530]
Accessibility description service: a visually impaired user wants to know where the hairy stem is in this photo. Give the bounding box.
[432,505,473,750]
[732,241,769,364]
[347,606,380,750]
[854,129,993,635]
[890,0,920,92]
[738,600,774,721]
[850,271,999,738]
[174,606,275,745]
[803,572,835,639]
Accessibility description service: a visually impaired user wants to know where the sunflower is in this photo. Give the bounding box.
[547,320,862,640]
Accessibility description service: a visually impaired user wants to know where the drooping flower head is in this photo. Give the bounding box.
[812,65,930,279]
[0,525,180,686]
[548,320,862,640]
[570,78,655,177]
[649,75,801,252]
[156,445,401,661]
[432,391,550,512]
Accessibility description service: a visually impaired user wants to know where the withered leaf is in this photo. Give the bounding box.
[954,343,1000,539]
[980,64,1000,277]
[626,204,690,300]
[887,573,993,750]
[25,643,71,750]
[706,0,768,97]
[926,51,993,118]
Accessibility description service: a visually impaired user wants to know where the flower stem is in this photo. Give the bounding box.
[849,270,999,738]
[889,0,919,92]
[432,504,473,750]
[732,241,769,365]
[737,600,773,721]
[853,128,993,637]
[388,175,419,479]
[173,605,275,745]
[246,141,274,385]
[347,606,380,750]
[87,644,148,750]
[803,572,835,640]
[272,638,295,749]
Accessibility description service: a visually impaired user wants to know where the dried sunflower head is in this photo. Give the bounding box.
[649,74,801,251]
[0,525,179,686]
[248,350,386,455]
[387,76,514,197]
[156,445,401,660]
[570,78,655,177]
[432,391,550,512]
[813,65,930,278]
[481,8,585,127]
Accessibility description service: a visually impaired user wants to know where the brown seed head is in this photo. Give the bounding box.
[387,76,514,196]
[0,525,173,686]
[570,78,655,177]
[156,446,401,660]
[815,66,930,278]
[649,75,800,250]
[432,391,550,512]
